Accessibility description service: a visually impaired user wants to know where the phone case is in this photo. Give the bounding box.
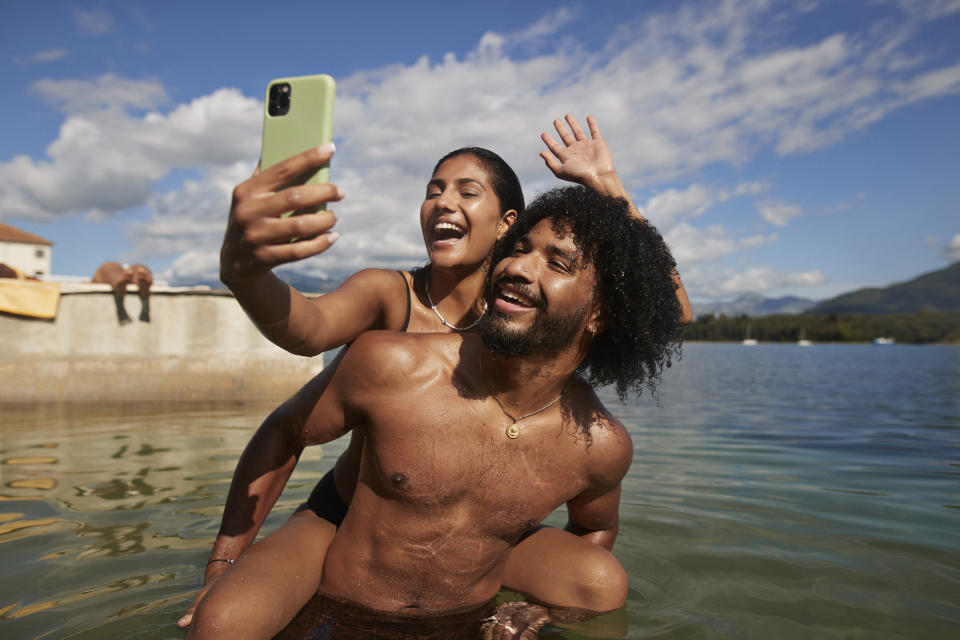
[261,74,336,212]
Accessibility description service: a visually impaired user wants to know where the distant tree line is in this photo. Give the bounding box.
[682,311,960,344]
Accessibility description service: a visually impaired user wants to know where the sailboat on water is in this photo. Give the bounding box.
[798,328,813,347]
[742,324,758,346]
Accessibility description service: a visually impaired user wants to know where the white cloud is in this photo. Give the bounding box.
[32,73,169,114]
[509,7,578,44]
[641,181,770,227]
[900,62,960,103]
[716,266,826,296]
[666,222,776,265]
[824,201,853,214]
[688,265,826,299]
[944,233,960,261]
[756,199,804,226]
[0,84,260,221]
[735,182,770,196]
[15,49,69,64]
[643,185,716,227]
[164,250,220,286]
[76,10,114,35]
[890,0,960,19]
[135,162,254,260]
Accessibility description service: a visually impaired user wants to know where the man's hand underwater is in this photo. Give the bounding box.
[481,601,551,640]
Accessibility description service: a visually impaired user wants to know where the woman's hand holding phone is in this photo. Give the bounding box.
[219,144,344,284]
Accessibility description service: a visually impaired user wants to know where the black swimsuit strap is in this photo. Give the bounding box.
[396,270,412,333]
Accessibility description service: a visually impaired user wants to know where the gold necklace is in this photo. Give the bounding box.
[425,269,485,332]
[479,352,566,439]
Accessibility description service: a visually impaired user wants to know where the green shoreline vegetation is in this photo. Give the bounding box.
[682,310,960,344]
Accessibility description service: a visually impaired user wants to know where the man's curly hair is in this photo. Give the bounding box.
[491,185,683,400]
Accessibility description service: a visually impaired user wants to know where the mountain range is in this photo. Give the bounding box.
[695,261,960,318]
[808,261,960,315]
[693,294,816,318]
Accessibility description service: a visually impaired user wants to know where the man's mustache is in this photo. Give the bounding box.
[488,275,546,311]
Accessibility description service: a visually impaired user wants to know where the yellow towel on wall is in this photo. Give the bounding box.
[0,279,61,319]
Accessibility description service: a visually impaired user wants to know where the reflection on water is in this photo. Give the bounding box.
[0,401,337,639]
[1,344,959,639]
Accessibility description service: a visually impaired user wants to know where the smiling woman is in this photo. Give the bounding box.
[422,147,525,280]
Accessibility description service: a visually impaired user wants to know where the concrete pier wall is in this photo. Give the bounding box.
[0,289,324,404]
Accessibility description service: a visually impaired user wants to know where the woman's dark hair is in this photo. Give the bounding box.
[491,185,683,400]
[432,147,524,216]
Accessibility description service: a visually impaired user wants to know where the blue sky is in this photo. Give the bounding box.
[1,0,958,303]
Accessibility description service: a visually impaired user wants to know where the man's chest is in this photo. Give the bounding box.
[362,401,588,525]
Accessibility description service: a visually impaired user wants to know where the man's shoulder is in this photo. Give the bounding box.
[566,378,633,478]
[565,377,623,429]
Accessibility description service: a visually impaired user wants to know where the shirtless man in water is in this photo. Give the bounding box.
[188,185,683,639]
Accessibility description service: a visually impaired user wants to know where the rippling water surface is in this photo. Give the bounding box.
[1,343,958,639]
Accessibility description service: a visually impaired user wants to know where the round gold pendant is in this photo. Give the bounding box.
[506,423,520,439]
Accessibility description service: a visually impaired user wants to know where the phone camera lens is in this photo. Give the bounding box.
[268,83,292,117]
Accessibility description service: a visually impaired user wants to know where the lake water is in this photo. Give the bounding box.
[1,343,958,639]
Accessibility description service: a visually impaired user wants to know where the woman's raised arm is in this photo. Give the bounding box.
[540,114,692,323]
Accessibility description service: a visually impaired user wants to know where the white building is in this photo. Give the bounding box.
[0,221,53,277]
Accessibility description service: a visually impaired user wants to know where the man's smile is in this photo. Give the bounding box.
[493,280,541,314]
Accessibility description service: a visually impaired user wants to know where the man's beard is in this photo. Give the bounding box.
[479,288,588,358]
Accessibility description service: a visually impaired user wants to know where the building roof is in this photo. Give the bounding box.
[0,222,53,246]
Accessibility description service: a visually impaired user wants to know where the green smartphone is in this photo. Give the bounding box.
[261,74,336,214]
